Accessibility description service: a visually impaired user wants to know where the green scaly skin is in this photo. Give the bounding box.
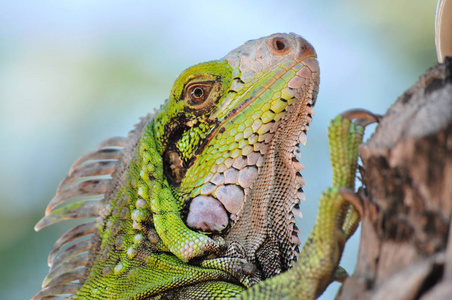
[35,33,374,299]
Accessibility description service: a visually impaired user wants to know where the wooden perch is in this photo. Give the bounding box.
[337,58,452,299]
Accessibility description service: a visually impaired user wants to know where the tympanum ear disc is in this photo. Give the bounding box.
[163,150,186,184]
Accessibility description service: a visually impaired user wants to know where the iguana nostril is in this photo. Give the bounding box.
[272,38,287,51]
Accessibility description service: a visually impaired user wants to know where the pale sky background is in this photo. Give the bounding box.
[0,1,438,299]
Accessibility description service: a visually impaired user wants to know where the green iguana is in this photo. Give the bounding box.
[33,33,377,299]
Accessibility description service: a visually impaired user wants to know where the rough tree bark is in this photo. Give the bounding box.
[337,58,452,300]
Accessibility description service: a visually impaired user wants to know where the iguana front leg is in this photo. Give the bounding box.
[239,110,380,299]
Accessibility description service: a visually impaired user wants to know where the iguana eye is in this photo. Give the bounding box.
[186,83,212,105]
[191,87,206,103]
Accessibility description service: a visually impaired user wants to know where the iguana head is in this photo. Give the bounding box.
[155,33,319,275]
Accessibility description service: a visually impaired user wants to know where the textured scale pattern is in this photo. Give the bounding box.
[33,33,323,299]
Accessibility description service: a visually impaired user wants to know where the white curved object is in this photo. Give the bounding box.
[436,0,452,62]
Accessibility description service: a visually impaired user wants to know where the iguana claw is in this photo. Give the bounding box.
[333,265,349,283]
[338,187,364,218]
[340,108,382,127]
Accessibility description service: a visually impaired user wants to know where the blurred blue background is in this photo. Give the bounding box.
[0,1,437,299]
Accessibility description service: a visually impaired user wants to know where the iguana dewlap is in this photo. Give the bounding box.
[34,33,320,299]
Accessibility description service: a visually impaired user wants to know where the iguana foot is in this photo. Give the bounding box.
[329,109,380,240]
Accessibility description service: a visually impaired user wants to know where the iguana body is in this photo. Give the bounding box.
[34,33,370,299]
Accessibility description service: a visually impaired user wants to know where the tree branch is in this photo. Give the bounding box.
[337,58,452,300]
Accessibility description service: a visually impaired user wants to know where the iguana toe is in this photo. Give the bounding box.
[340,108,382,126]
